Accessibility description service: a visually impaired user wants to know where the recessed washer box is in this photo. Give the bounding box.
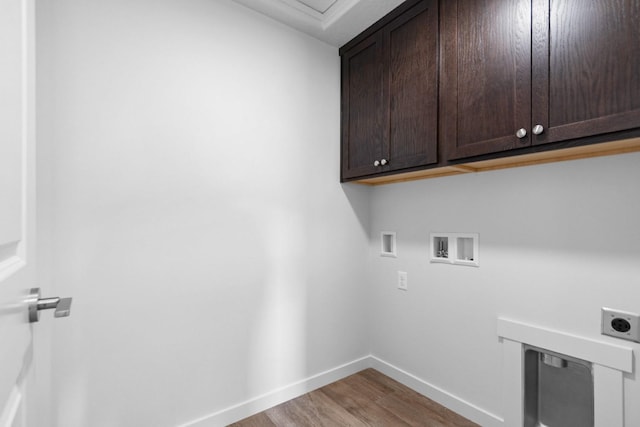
[430,232,479,267]
[430,234,450,262]
[380,232,397,257]
[454,233,479,267]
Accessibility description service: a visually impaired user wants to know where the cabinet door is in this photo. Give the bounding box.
[441,0,532,159]
[341,32,385,180]
[384,0,439,171]
[531,0,640,145]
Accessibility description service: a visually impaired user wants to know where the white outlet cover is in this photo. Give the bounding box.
[398,271,407,291]
[601,307,640,343]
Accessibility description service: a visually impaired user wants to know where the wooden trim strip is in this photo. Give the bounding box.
[351,137,640,185]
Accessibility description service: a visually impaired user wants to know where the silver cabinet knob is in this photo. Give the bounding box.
[373,160,380,167]
[380,159,388,166]
[516,128,527,139]
[28,288,73,323]
[532,124,544,135]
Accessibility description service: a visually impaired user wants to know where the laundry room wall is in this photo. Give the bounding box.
[36,0,370,425]
[367,152,640,425]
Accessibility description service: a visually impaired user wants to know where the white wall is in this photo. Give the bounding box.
[368,152,640,424]
[37,0,640,425]
[36,1,370,425]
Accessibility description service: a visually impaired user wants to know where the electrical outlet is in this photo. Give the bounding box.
[398,271,408,291]
[601,307,640,343]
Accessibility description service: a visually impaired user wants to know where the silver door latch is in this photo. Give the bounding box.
[28,288,73,323]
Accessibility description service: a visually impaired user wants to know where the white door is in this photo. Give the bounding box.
[0,0,37,425]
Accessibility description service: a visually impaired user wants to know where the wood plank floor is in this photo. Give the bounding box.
[229,369,479,427]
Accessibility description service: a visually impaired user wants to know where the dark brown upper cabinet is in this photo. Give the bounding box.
[442,0,640,160]
[340,0,439,181]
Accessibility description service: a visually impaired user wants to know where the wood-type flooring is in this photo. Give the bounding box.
[229,368,479,427]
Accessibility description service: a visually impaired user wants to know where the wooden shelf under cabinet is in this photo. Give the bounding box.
[352,137,640,185]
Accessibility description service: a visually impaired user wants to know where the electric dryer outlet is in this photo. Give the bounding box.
[601,307,640,343]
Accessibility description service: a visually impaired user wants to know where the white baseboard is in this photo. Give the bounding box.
[369,355,504,427]
[179,355,504,427]
[178,356,372,427]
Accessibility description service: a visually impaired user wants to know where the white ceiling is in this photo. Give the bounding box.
[232,0,406,47]
[297,0,338,14]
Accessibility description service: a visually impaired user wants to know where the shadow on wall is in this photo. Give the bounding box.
[247,206,309,397]
[341,183,371,236]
